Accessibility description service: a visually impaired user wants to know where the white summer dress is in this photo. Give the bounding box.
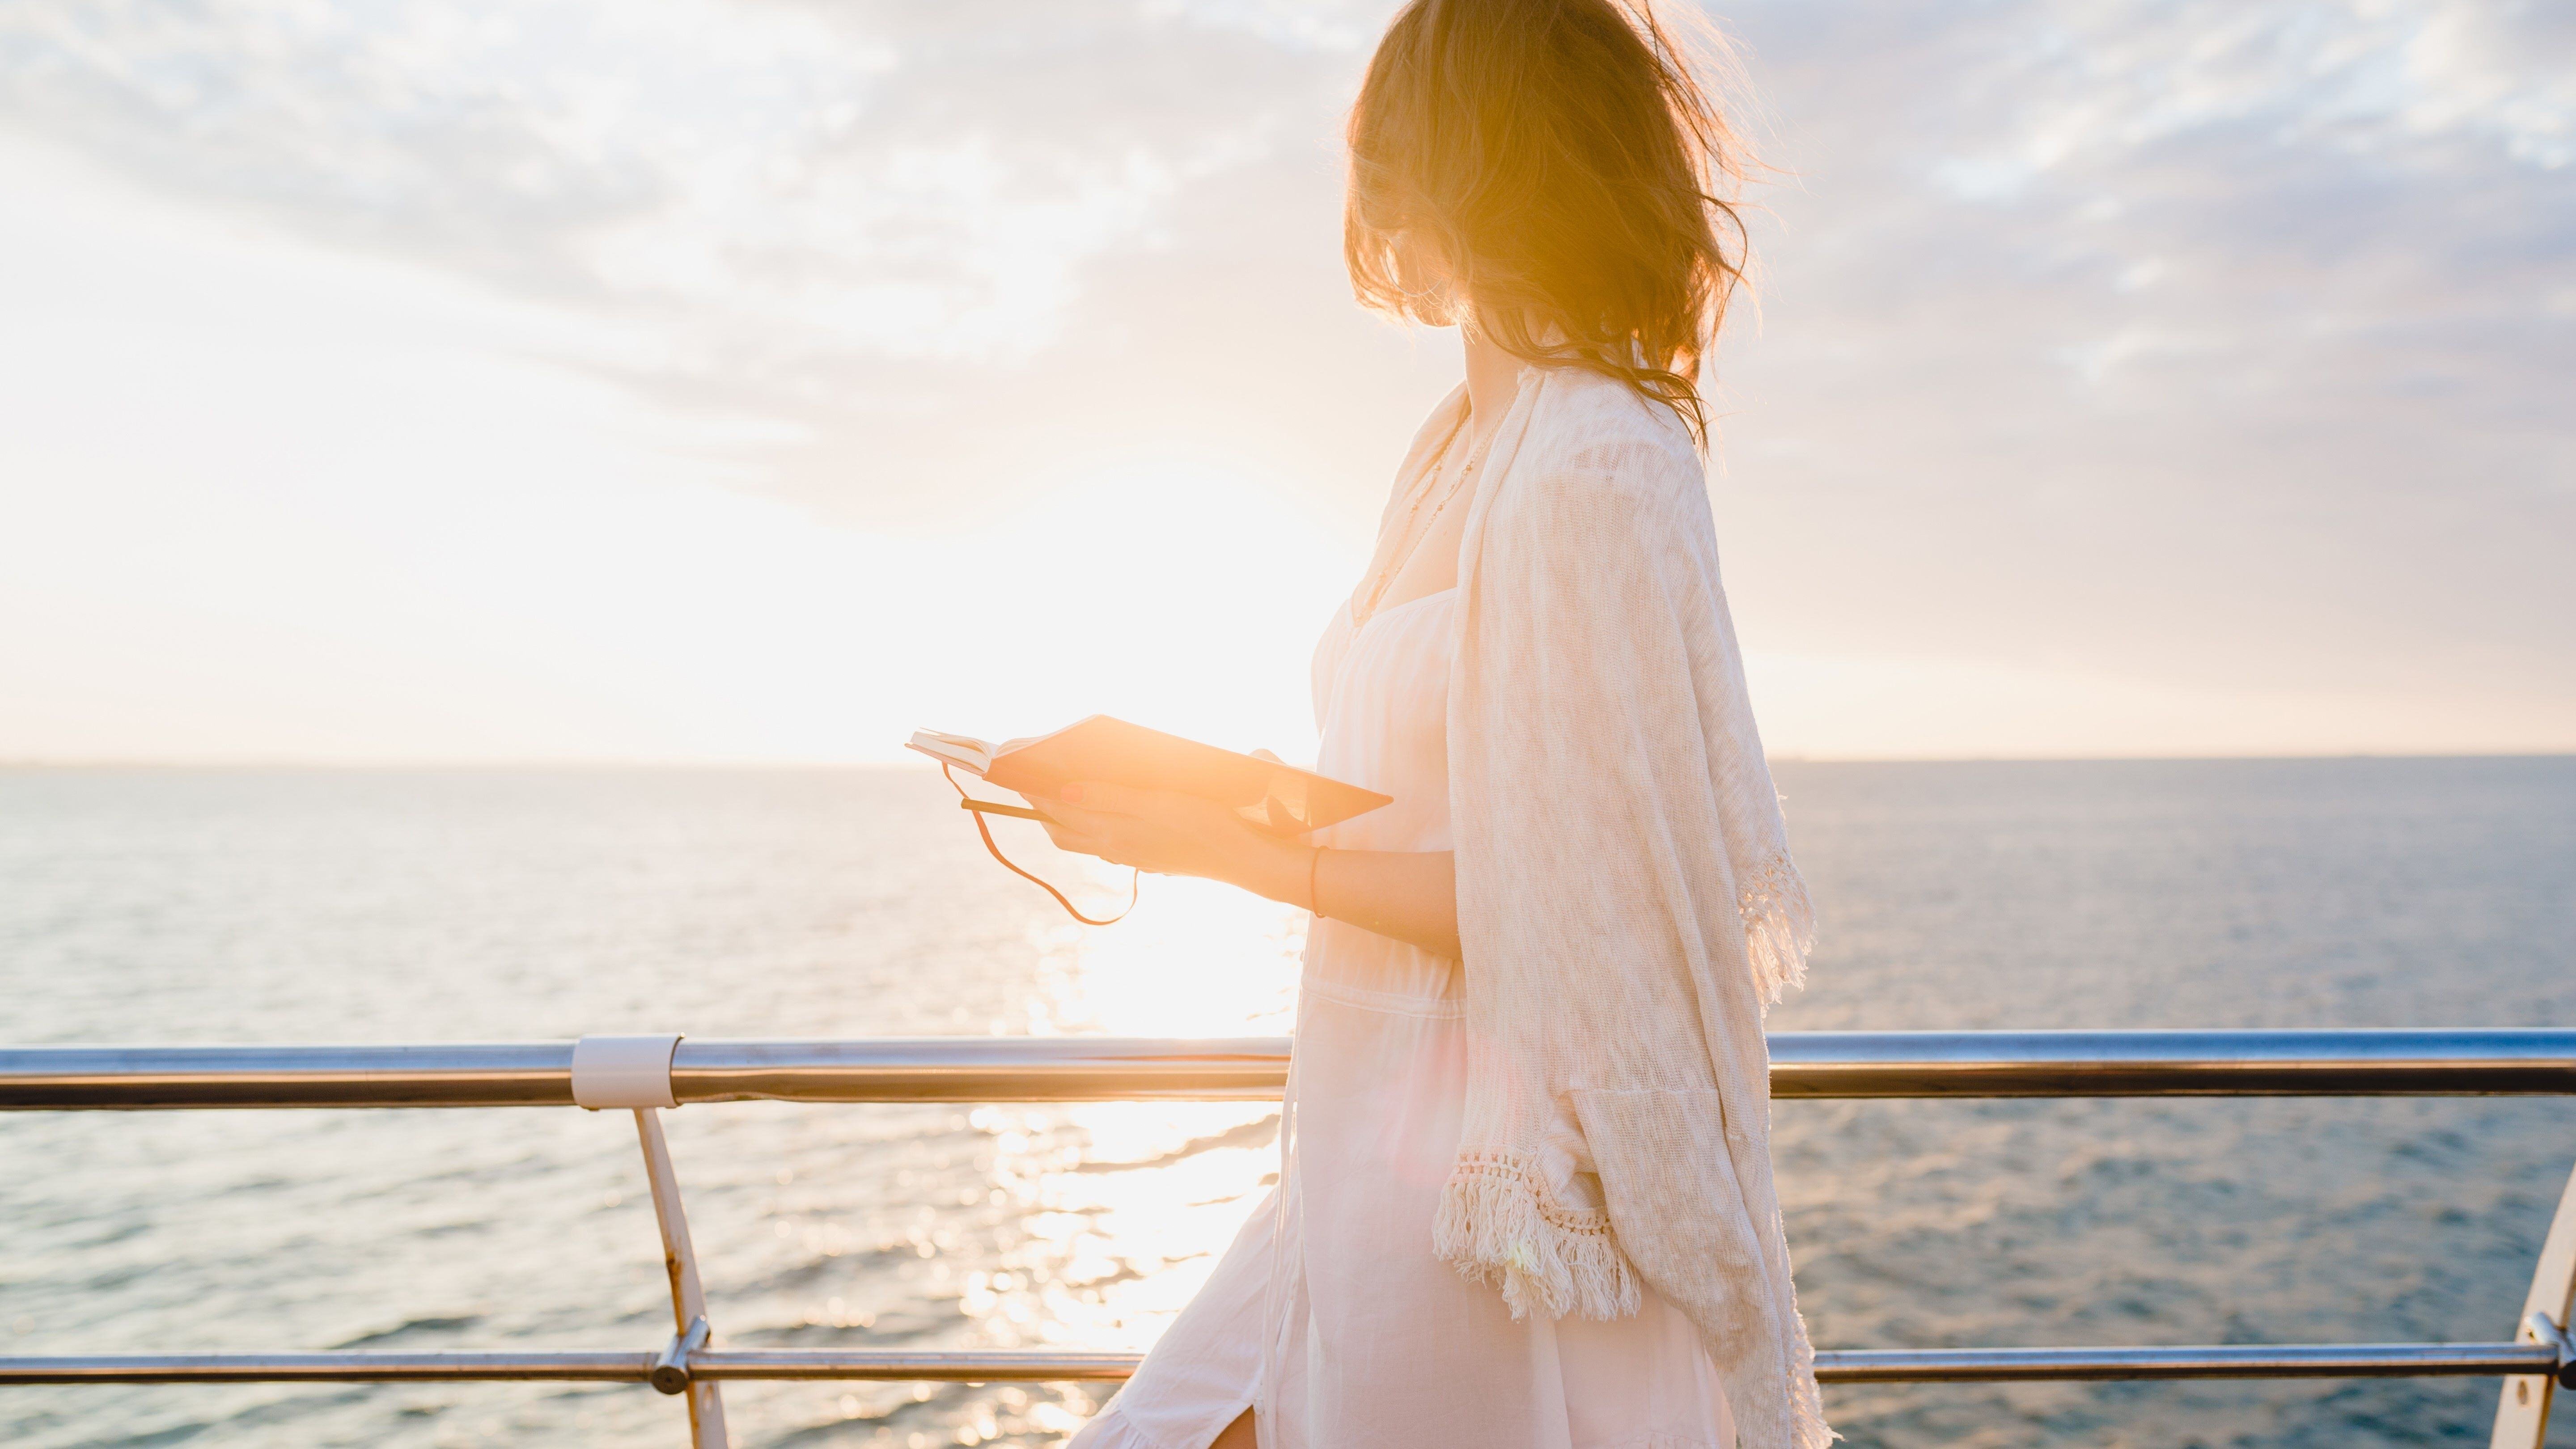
[1069,583,1735,1449]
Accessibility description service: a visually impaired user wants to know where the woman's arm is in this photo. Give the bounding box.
[1027,781,1462,961]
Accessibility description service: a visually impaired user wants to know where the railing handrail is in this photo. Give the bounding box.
[6,1028,2575,1109]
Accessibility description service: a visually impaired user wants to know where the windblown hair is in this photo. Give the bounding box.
[1346,0,1752,445]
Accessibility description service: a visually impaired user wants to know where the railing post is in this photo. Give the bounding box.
[570,1034,729,1448]
[2491,1157,2576,1449]
[636,1107,728,1448]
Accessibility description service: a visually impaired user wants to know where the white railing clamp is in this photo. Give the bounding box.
[571,1034,681,1110]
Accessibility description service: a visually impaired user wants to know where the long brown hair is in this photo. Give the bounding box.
[1345,0,1752,445]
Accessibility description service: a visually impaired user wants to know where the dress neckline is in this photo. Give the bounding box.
[1345,585,1456,636]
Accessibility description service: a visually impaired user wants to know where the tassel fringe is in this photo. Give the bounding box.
[1737,851,1816,1008]
[1775,1203,1838,1449]
[1782,1300,1835,1449]
[1435,1154,1641,1322]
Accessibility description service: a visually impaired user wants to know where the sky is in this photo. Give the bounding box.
[0,0,2569,765]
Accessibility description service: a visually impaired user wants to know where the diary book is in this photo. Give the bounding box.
[908,716,1391,836]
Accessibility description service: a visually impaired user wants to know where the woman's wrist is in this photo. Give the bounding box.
[1230,833,1316,909]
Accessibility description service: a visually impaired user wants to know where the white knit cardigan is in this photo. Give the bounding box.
[1420,363,1828,1449]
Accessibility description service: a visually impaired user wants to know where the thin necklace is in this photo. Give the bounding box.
[1360,413,1482,623]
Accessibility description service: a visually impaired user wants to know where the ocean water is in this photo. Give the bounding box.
[1,758,2571,1449]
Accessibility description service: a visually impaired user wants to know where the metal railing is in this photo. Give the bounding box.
[5,1030,2573,1447]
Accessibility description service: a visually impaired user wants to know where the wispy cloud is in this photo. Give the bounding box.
[1710,0,2575,707]
[0,1,1367,390]
[0,0,2568,755]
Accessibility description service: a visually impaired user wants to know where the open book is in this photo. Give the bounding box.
[909,716,1391,837]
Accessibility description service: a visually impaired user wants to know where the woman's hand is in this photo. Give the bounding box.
[1026,780,1304,894]
[1021,758,1462,961]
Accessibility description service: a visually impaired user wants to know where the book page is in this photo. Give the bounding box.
[906,731,994,775]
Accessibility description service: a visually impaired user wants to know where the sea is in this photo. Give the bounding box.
[3,757,2572,1449]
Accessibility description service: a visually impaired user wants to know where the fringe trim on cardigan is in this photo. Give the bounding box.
[1434,1151,1642,1322]
[1737,851,1817,1008]
[1775,1206,1837,1449]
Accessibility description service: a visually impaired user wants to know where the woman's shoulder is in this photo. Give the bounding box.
[1509,364,1706,512]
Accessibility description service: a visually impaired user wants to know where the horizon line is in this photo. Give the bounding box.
[4,750,2573,772]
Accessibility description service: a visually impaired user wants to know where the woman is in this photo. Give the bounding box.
[1032,1,1825,1445]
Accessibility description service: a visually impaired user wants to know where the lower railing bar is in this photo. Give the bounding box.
[0,1352,655,1384]
[1813,1342,2568,1384]
[689,1349,1146,1381]
[8,1340,2564,1387]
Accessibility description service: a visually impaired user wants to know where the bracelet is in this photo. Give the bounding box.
[1308,845,1328,919]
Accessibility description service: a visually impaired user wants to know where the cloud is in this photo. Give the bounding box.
[0,0,2568,753]
[1707,0,2575,714]
[0,0,1372,365]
